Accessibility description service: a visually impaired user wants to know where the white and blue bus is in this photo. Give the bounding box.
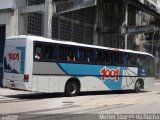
[3,35,155,96]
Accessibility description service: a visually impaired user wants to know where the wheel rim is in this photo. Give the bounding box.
[69,84,77,94]
[137,82,140,89]
[136,81,141,92]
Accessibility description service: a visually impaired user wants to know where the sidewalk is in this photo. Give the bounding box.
[155,79,160,83]
[0,87,29,96]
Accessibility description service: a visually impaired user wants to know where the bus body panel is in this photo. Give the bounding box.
[3,39,26,81]
[31,75,38,91]
[32,62,146,92]
[33,62,66,75]
[3,79,30,91]
[143,77,154,90]
[25,37,33,90]
[31,75,109,93]
[3,37,32,91]
[3,35,155,94]
[31,75,62,93]
[30,75,154,93]
[121,67,138,90]
[78,76,109,91]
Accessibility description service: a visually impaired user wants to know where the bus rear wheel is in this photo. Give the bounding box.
[65,81,79,97]
[134,80,141,93]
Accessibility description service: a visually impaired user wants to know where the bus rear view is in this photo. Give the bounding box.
[3,36,30,91]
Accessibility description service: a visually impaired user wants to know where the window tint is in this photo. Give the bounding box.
[81,48,94,63]
[87,49,95,63]
[102,50,111,64]
[111,51,124,65]
[34,42,155,74]
[34,42,57,61]
[58,45,76,62]
[34,43,43,61]
[94,50,103,63]
[117,52,124,65]
[76,47,94,63]
[67,47,76,61]
[137,55,146,67]
[44,44,56,61]
[76,47,84,62]
[125,53,137,66]
[137,55,155,77]
[83,49,90,62]
[58,46,68,61]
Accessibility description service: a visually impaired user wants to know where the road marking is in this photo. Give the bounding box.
[155,82,160,85]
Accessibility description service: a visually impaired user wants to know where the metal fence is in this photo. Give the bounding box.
[26,0,45,6]
[26,12,43,36]
[52,7,95,44]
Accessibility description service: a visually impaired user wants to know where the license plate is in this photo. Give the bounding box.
[11,83,15,88]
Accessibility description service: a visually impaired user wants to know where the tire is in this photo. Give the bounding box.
[65,81,79,97]
[134,81,141,93]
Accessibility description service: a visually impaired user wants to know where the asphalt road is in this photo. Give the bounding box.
[0,81,160,120]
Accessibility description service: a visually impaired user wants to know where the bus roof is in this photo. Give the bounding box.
[7,35,154,58]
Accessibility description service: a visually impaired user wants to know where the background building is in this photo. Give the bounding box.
[0,0,160,86]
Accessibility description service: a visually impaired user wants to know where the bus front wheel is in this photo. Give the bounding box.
[65,81,79,97]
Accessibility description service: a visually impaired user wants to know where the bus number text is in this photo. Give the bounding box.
[8,52,20,61]
[100,67,119,82]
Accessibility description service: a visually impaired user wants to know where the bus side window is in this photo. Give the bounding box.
[126,53,136,66]
[136,55,143,66]
[88,49,94,63]
[136,56,141,66]
[102,50,110,64]
[44,44,55,61]
[118,52,124,65]
[137,55,155,77]
[58,46,66,61]
[138,55,146,67]
[132,54,137,66]
[77,48,94,63]
[67,47,76,62]
[76,48,84,62]
[34,43,43,61]
[58,45,76,62]
[95,50,102,63]
[111,52,116,65]
[83,49,90,62]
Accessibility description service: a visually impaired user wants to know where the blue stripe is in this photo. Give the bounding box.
[58,63,127,90]
[17,47,25,74]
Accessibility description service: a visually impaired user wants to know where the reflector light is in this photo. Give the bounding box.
[24,74,29,82]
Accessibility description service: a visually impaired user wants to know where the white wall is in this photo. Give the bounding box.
[139,0,160,14]
[0,12,17,37]
[0,0,14,10]
[148,0,160,9]
[157,0,160,9]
